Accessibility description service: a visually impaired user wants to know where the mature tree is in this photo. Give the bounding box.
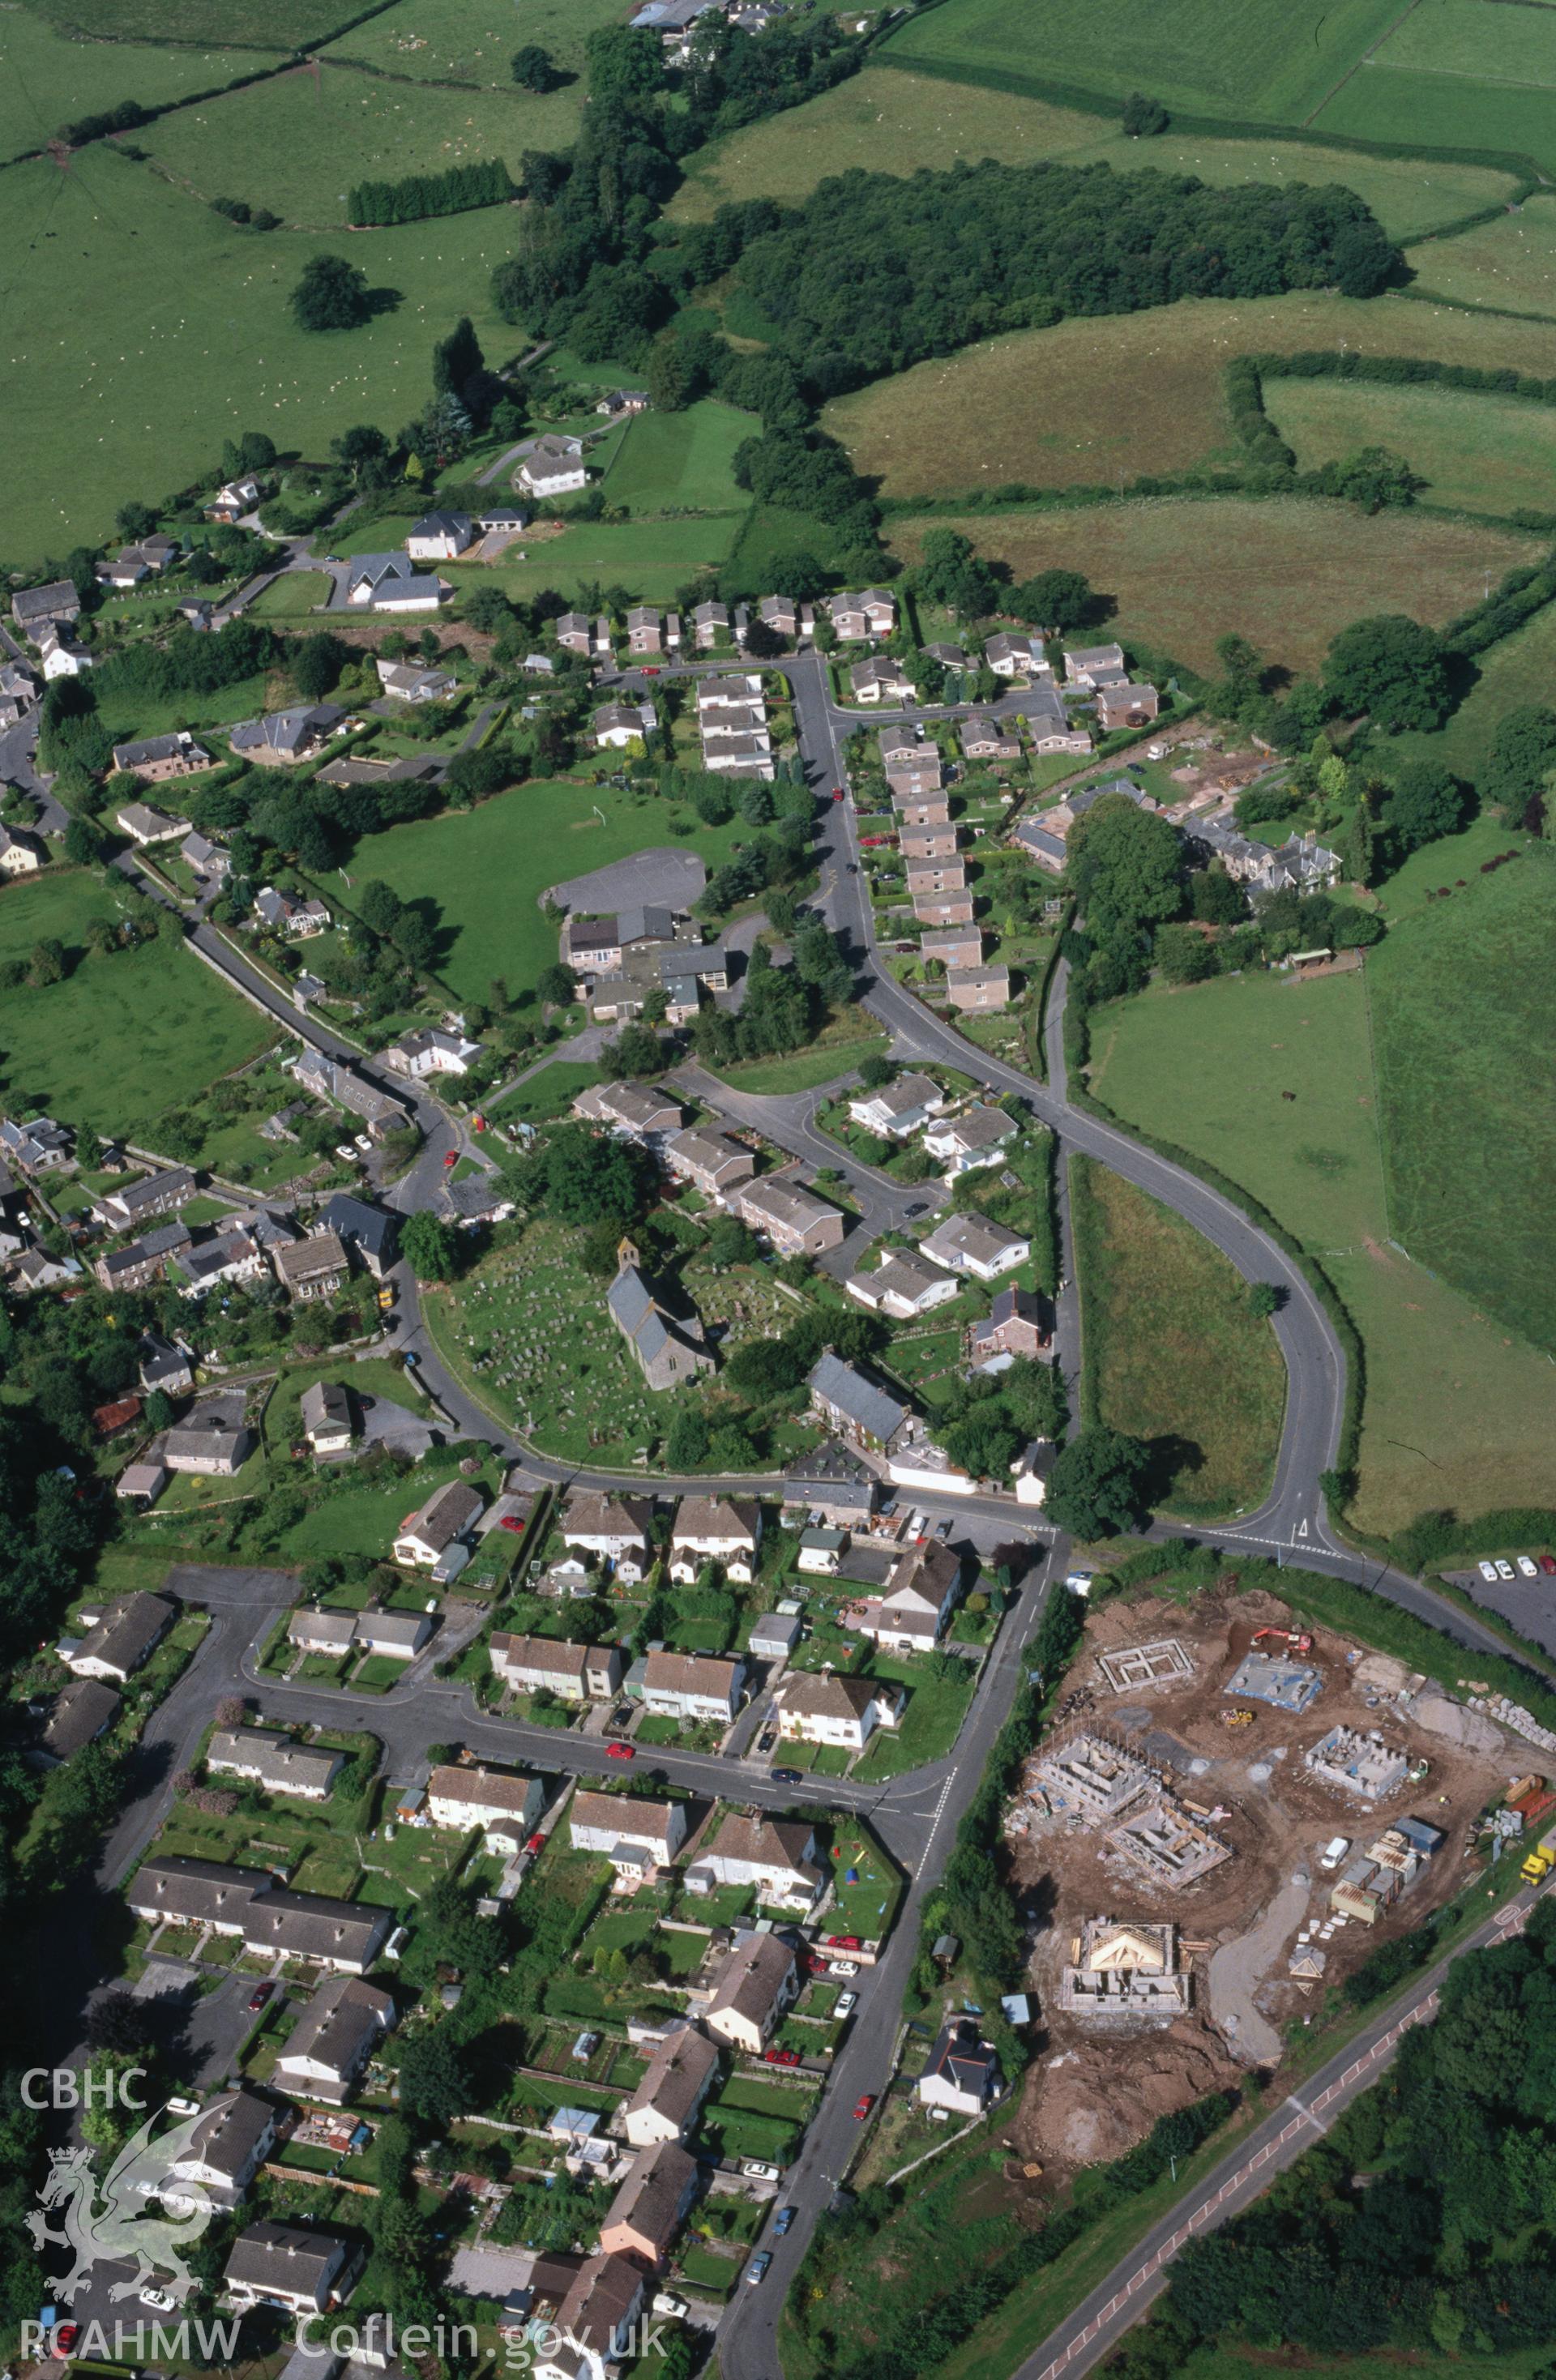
[289,253,372,332]
[1045,1425,1152,1536]
[1327,445,1420,513]
[1154,923,1218,985]
[665,1404,710,1468]
[512,43,561,88]
[1067,797,1182,942]
[743,616,787,660]
[706,1216,758,1267]
[1383,760,1471,855]
[63,816,101,867]
[601,1023,666,1078]
[914,528,999,622]
[397,2027,476,2126]
[1481,703,1556,827]
[1009,569,1096,634]
[539,1125,653,1229]
[1247,1281,1281,1318]
[1322,614,1451,733]
[725,1338,805,1399]
[856,1050,895,1089]
[1189,865,1246,925]
[402,1211,460,1282]
[536,961,577,1009]
[115,498,157,542]
[1122,90,1169,135]
[331,423,391,482]
[357,879,403,938]
[943,1407,1022,1480]
[464,583,513,636]
[646,337,690,414]
[293,630,346,700]
[584,24,664,100]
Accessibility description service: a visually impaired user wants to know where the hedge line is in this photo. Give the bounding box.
[348,156,515,227]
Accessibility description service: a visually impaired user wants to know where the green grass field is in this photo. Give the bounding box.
[335,779,746,1004]
[889,497,1537,676]
[1071,1156,1285,1518]
[1407,192,1556,318]
[2,143,521,565]
[489,513,750,604]
[1376,593,1556,784]
[250,571,331,617]
[141,59,559,226]
[1084,952,1556,1533]
[668,63,1518,240]
[880,0,1401,122]
[1368,846,1555,1351]
[706,1017,887,1096]
[827,289,1556,502]
[1314,0,1556,172]
[1263,378,1556,517]
[0,10,281,160]
[32,0,364,38]
[323,0,625,87]
[600,402,754,514]
[0,871,274,1139]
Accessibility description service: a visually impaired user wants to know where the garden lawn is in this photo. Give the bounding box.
[334,780,747,1006]
[1263,379,1556,519]
[600,402,756,514]
[878,0,1403,122]
[493,1060,601,1122]
[819,1819,904,1940]
[888,498,1539,678]
[706,1018,888,1096]
[1406,193,1556,319]
[667,64,1515,241]
[1084,957,1556,1534]
[852,1654,977,1781]
[0,873,273,1139]
[1,144,518,567]
[250,572,332,617]
[828,292,1556,500]
[487,513,750,604]
[1071,1156,1285,1519]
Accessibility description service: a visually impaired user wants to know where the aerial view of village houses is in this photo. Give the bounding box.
[2,0,1556,2378]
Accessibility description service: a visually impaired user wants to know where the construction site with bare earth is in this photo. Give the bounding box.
[1002,1585,1543,2180]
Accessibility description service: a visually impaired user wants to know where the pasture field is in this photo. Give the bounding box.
[1071,1157,1285,1519]
[1084,959,1556,1534]
[1314,0,1556,174]
[1406,194,1556,318]
[323,0,626,87]
[487,513,749,603]
[1376,596,1556,783]
[600,403,754,515]
[1,145,518,566]
[878,0,1402,124]
[30,0,358,36]
[330,780,747,1004]
[1368,848,1555,1352]
[1262,379,1556,518]
[140,58,558,225]
[0,10,280,160]
[0,871,273,1139]
[825,291,1556,498]
[888,498,1538,676]
[666,64,1518,240]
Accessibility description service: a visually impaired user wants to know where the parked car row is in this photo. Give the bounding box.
[1477,1553,1555,1583]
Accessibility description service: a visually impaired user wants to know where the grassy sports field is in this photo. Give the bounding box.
[1071,1157,1285,1519]
[1406,194,1556,318]
[825,292,1556,499]
[0,871,273,1139]
[331,780,747,1006]
[2,146,519,566]
[666,64,1518,240]
[323,0,626,87]
[888,498,1539,676]
[1314,0,1556,172]
[486,513,750,603]
[1262,379,1556,519]
[879,0,1401,123]
[140,59,566,225]
[1083,938,1556,1534]
[1368,848,1555,1352]
[600,402,754,514]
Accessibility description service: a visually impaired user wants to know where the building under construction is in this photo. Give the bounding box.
[1058,1920,1193,2021]
[1022,1732,1156,1825]
[1105,1797,1232,1890]
[1304,1725,1410,1803]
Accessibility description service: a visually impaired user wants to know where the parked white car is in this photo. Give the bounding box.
[1478,1561,1499,1583]
[1517,1556,1539,1578]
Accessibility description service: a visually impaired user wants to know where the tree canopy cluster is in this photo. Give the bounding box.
[349,158,515,228]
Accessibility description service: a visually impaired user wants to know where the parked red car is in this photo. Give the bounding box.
[826,1934,861,1951]
[605,1741,635,1761]
[50,2327,79,2361]
[764,2047,801,2067]
[499,1514,528,1536]
[1541,1554,1556,1575]
[247,1981,273,2014]
[831,788,845,801]
[442,1150,459,1168]
[525,1832,546,1854]
[853,2093,876,2121]
[641,666,661,677]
